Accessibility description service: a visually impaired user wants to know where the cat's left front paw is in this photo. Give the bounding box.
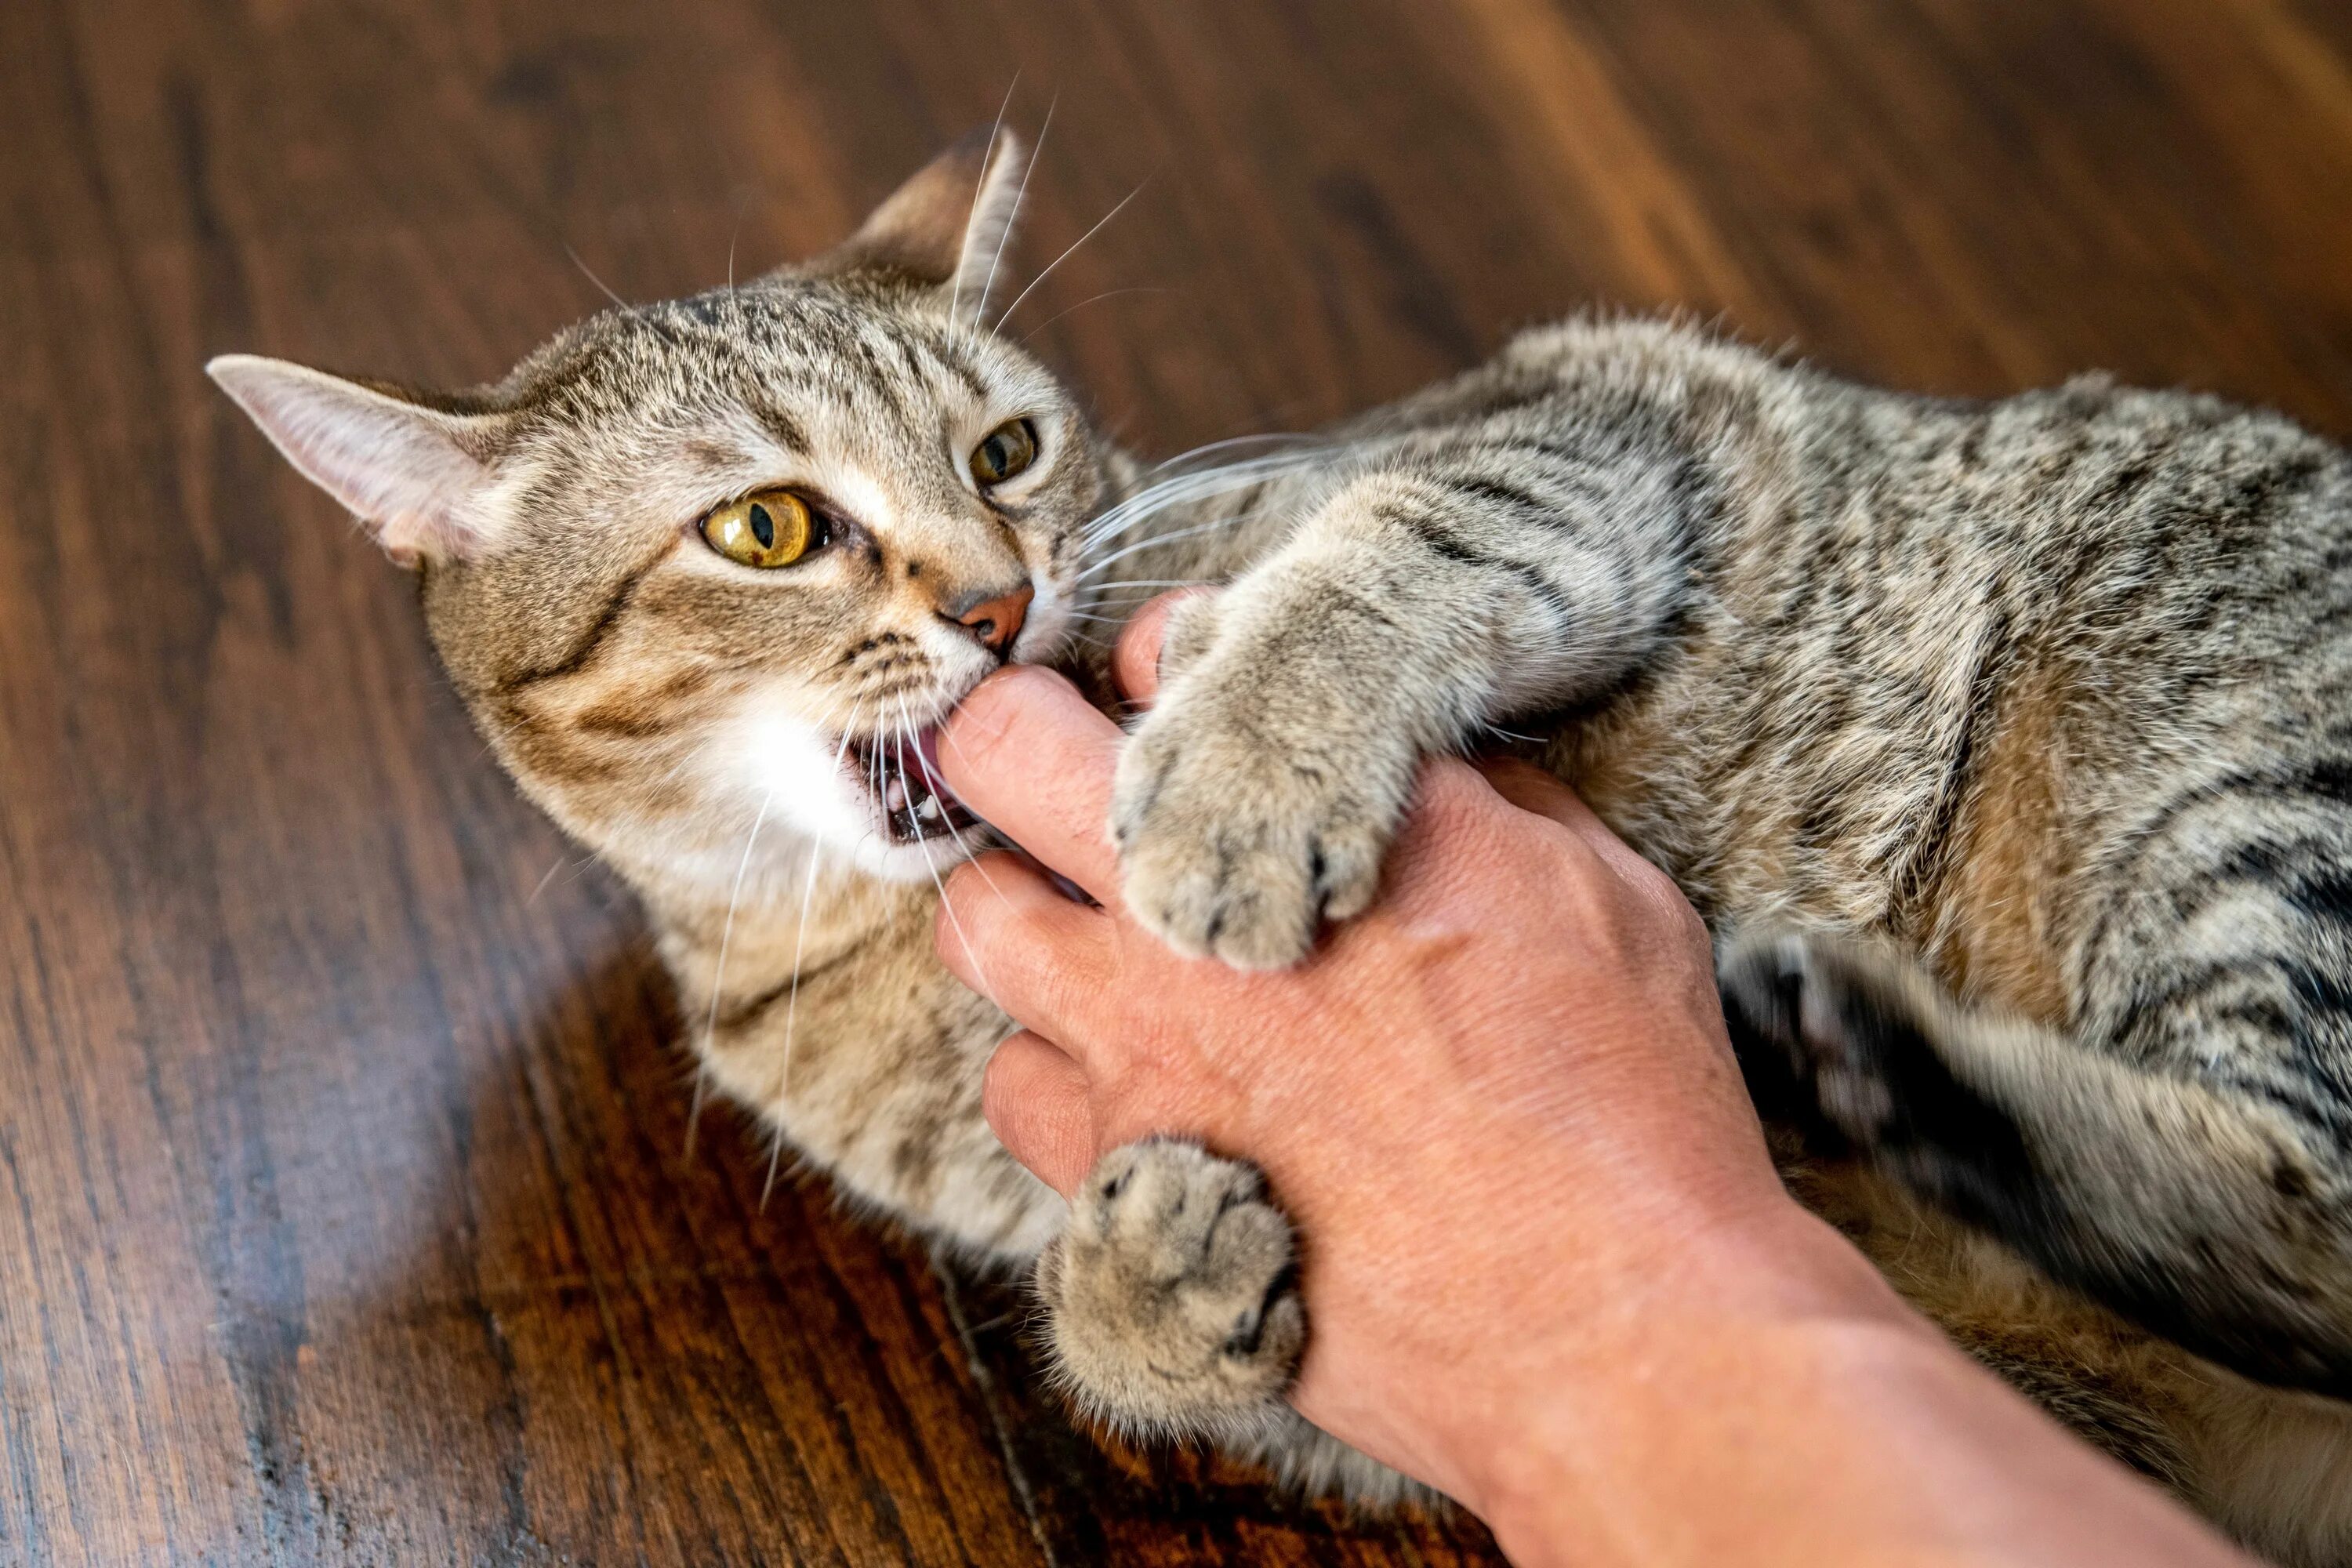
[1111,642,1407,969]
[1038,1139,1303,1439]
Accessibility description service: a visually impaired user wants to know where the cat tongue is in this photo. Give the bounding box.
[913,724,958,804]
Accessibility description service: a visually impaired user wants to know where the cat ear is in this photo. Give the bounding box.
[807,128,1029,307]
[207,354,514,567]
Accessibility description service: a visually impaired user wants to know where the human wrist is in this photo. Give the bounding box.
[1463,1206,2256,1568]
[1443,1205,1924,1557]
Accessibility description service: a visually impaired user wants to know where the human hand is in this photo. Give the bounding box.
[933,593,1882,1514]
[935,594,2252,1568]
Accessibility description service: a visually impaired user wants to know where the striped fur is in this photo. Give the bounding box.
[214,142,2352,1563]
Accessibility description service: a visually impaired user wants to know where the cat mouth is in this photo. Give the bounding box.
[844,724,979,846]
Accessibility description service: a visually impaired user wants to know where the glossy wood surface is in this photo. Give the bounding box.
[6,0,2352,1561]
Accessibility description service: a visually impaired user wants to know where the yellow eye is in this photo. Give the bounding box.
[701,489,815,569]
[971,419,1038,486]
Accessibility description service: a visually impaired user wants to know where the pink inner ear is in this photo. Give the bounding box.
[209,354,506,565]
[796,129,1028,296]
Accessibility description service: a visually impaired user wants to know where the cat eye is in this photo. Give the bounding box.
[970,419,1038,486]
[701,488,817,569]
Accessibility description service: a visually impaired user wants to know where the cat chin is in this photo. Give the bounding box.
[723,708,985,886]
[842,831,982,885]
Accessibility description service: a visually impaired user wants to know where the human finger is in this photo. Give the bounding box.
[1111,588,1213,707]
[982,1030,1098,1196]
[935,665,1126,902]
[936,851,1121,1058]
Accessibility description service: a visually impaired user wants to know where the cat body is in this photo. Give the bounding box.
[212,137,2352,1564]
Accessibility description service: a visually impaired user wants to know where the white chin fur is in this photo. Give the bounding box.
[856,833,980,884]
[729,700,978,884]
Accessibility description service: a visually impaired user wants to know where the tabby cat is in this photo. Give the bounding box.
[212,134,2352,1563]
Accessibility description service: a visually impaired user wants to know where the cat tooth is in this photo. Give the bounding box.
[918,795,942,822]
[884,778,909,812]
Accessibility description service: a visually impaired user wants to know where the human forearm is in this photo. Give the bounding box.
[1456,1238,2245,1568]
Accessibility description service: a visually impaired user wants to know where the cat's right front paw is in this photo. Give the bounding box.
[1036,1139,1304,1439]
[1110,594,1412,968]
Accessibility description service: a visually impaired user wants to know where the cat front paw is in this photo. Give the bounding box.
[1111,600,1409,968]
[1036,1139,1303,1440]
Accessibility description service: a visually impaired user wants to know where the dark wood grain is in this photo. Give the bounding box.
[5,1,2352,1562]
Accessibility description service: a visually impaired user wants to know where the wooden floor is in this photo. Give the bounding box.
[7,0,2352,1563]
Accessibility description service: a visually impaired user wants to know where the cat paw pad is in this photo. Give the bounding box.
[1720,931,1897,1140]
[1037,1139,1303,1439]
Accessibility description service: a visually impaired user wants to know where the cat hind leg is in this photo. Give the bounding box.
[1719,927,2352,1396]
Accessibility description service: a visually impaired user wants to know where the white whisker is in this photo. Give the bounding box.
[562,242,628,310]
[1077,579,1210,595]
[1081,463,1311,546]
[992,177,1149,336]
[760,1131,786,1210]
[888,709,956,927]
[1078,447,1332,551]
[1077,512,1268,581]
[684,1065,711,1161]
[950,74,1021,332]
[933,719,1078,887]
[777,701,864,1115]
[696,786,775,1149]
[898,692,1010,924]
[725,190,746,299]
[526,853,570,906]
[932,792,1001,894]
[1142,432,1328,478]
[1014,286,1167,347]
[974,95,1053,332]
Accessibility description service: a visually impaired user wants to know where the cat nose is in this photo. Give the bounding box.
[942,579,1033,655]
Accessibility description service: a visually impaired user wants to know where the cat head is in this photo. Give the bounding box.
[212,132,1110,903]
